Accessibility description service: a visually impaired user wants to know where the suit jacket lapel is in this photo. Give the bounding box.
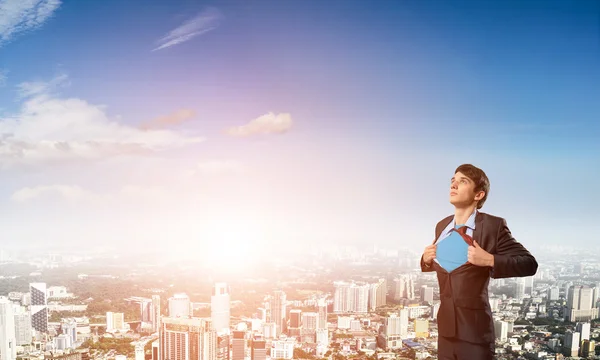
[435,216,453,242]
[473,211,484,246]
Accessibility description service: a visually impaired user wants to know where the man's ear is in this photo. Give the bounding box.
[474,191,485,201]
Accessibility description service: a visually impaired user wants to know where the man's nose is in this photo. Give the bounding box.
[451,182,458,189]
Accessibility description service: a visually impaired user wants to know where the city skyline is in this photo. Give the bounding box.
[0,0,599,262]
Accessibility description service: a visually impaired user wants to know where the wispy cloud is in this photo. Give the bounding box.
[140,108,196,130]
[0,0,61,47]
[152,7,222,51]
[226,112,293,137]
[0,74,205,167]
[11,184,171,206]
[0,68,7,86]
[17,71,68,97]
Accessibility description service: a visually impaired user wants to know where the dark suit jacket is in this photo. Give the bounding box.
[420,211,538,344]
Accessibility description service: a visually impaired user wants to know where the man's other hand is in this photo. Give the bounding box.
[423,244,437,265]
[468,240,494,267]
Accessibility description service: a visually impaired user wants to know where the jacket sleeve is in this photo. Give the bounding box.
[491,218,538,278]
[420,255,434,272]
[421,221,441,273]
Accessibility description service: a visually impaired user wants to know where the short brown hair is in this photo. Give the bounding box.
[455,164,490,209]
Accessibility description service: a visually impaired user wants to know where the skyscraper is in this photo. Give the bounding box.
[250,336,266,360]
[152,295,161,333]
[317,298,327,330]
[211,283,231,335]
[0,297,16,360]
[288,309,302,337]
[270,291,287,336]
[29,283,48,333]
[231,330,246,360]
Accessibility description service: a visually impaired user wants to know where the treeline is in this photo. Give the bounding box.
[79,337,134,356]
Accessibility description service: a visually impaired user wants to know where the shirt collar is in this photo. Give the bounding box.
[452,209,478,230]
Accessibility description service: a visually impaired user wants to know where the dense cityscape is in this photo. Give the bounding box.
[1,245,600,360]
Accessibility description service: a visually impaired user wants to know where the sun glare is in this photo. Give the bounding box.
[197,219,266,272]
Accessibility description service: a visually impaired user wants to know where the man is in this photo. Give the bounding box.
[421,164,537,360]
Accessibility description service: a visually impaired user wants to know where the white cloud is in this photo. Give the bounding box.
[0,74,204,167]
[153,7,222,51]
[226,112,293,137]
[0,0,61,47]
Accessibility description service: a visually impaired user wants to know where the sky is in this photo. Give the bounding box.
[0,0,599,263]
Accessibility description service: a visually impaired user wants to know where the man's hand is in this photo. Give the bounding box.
[423,244,437,265]
[468,240,494,267]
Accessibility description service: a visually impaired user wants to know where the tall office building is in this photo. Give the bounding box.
[250,336,266,360]
[269,291,287,336]
[0,297,17,360]
[317,298,327,330]
[152,295,161,332]
[564,331,580,357]
[169,293,192,318]
[14,311,32,346]
[231,330,246,360]
[29,283,48,333]
[159,317,216,360]
[288,309,302,337]
[576,322,591,341]
[211,283,231,335]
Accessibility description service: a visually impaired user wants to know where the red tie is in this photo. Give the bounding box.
[452,226,474,246]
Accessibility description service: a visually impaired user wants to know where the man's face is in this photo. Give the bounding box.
[449,171,482,207]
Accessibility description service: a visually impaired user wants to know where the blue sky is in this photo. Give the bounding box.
[0,0,599,256]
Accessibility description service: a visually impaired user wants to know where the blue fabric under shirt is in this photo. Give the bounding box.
[436,224,469,272]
